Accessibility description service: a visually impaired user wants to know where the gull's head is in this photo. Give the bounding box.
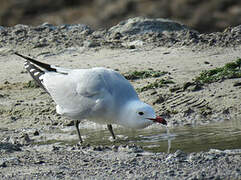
[118,100,167,129]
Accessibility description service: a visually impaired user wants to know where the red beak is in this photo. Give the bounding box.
[148,116,167,125]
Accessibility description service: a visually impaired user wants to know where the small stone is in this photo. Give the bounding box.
[183,108,194,117]
[192,83,203,91]
[34,42,49,48]
[112,32,123,40]
[183,82,193,91]
[10,116,17,121]
[168,170,175,176]
[35,160,45,164]
[112,145,119,151]
[233,81,241,87]
[0,161,7,167]
[128,45,135,49]
[20,133,32,144]
[52,146,60,151]
[222,108,230,114]
[153,96,165,105]
[84,40,100,48]
[65,120,74,126]
[33,130,39,136]
[93,146,103,151]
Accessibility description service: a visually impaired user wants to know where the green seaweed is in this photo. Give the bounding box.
[23,80,39,88]
[195,58,241,84]
[124,70,168,80]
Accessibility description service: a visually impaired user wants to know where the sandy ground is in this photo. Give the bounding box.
[1,46,241,128]
[0,45,240,179]
[0,19,241,179]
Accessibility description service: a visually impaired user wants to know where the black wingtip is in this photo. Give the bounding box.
[14,52,27,59]
[16,52,50,94]
[15,52,56,72]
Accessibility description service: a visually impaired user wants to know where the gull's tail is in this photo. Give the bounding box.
[15,52,52,93]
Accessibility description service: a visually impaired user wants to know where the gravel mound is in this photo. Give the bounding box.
[0,23,92,51]
[107,17,191,36]
[0,17,240,54]
[1,0,241,33]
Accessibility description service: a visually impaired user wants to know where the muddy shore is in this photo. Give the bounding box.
[0,18,241,179]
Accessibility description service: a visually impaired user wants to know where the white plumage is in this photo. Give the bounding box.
[15,52,167,143]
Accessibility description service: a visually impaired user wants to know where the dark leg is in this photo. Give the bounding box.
[107,124,116,139]
[75,120,83,143]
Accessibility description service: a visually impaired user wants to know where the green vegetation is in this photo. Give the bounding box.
[123,70,174,92]
[124,70,168,80]
[23,80,39,88]
[195,58,241,84]
[137,78,175,92]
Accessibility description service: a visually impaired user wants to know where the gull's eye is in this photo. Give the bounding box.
[138,112,144,116]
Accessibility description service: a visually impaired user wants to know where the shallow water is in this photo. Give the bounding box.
[36,118,241,153]
[67,118,241,153]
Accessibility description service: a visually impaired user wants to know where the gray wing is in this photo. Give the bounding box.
[42,68,114,120]
[15,53,117,120]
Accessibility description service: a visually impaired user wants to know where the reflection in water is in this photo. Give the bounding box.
[52,118,241,153]
[167,139,171,153]
[166,127,171,153]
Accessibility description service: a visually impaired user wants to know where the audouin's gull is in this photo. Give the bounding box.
[15,52,167,143]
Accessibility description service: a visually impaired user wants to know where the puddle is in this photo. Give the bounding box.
[37,118,241,153]
[141,118,241,153]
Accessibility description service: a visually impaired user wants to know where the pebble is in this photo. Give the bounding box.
[233,81,241,87]
[33,130,40,136]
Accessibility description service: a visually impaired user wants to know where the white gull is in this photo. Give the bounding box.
[15,52,167,143]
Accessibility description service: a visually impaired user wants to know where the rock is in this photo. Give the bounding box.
[93,146,103,151]
[183,82,203,92]
[233,81,241,87]
[107,17,191,36]
[10,116,17,121]
[33,130,40,136]
[153,95,165,105]
[0,160,7,167]
[183,108,195,117]
[166,150,187,163]
[0,157,20,167]
[84,40,100,48]
[20,133,32,144]
[64,120,75,126]
[231,25,241,34]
